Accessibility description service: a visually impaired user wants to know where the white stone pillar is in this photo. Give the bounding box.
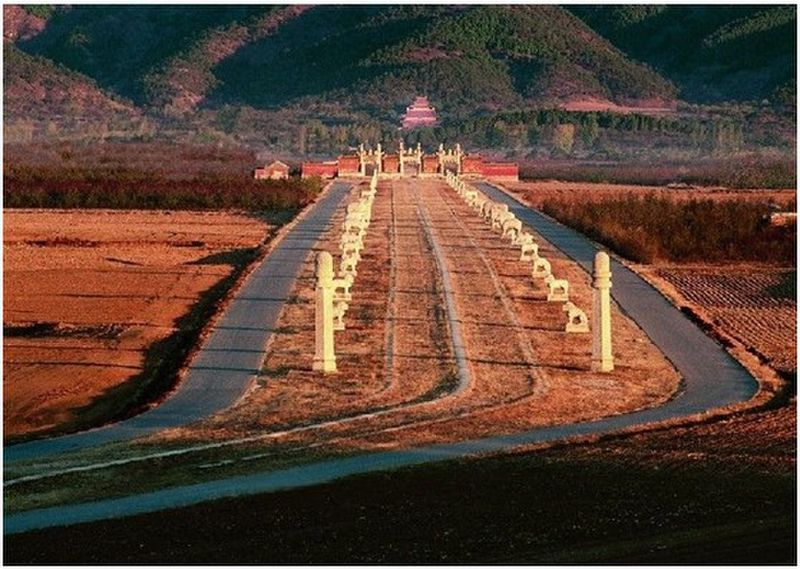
[592,251,613,372]
[376,143,383,174]
[313,251,337,373]
[398,139,405,176]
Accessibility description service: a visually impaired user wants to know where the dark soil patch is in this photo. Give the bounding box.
[25,237,98,247]
[3,322,126,340]
[5,442,794,564]
[767,270,797,300]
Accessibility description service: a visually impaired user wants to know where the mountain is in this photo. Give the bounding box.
[142,5,310,115]
[3,43,137,122]
[14,5,271,104]
[7,5,679,120]
[2,4,795,150]
[211,5,677,117]
[568,5,796,103]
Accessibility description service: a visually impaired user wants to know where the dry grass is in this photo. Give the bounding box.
[498,177,795,396]
[156,180,459,445]
[503,179,796,210]
[3,209,270,439]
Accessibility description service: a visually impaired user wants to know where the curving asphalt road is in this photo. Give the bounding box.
[475,181,758,411]
[4,182,353,464]
[4,179,759,535]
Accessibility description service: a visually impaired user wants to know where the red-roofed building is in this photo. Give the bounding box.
[401,96,438,130]
[254,160,290,180]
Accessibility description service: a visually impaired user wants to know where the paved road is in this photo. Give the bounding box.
[4,182,353,464]
[475,181,758,411]
[4,179,759,535]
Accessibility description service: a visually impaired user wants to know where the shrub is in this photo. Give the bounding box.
[3,142,322,212]
[542,194,796,265]
[3,166,322,212]
[521,155,796,189]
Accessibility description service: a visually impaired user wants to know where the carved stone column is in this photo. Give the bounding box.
[592,251,614,372]
[313,251,337,373]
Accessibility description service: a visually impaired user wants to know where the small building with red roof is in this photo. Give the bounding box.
[254,160,290,180]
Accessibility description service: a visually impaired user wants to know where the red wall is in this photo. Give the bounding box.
[338,155,360,174]
[382,155,399,173]
[302,162,338,179]
[422,155,439,173]
[481,162,519,179]
[461,155,483,174]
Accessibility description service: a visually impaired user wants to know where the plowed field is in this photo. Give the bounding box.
[651,265,796,377]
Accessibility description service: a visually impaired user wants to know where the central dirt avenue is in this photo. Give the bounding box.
[4,144,759,534]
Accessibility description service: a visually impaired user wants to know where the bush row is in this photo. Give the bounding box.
[521,155,796,189]
[3,166,322,211]
[541,194,796,265]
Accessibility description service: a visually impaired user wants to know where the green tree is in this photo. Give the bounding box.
[580,114,600,147]
[552,123,575,155]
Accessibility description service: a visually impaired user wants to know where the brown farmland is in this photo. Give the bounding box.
[3,209,270,440]
[5,180,795,564]
[643,265,796,380]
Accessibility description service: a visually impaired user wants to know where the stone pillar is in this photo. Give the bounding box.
[375,143,383,174]
[592,251,613,372]
[313,251,337,373]
[358,143,366,176]
[455,143,462,175]
[398,139,405,176]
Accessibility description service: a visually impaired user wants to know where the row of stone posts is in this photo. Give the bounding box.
[314,173,379,373]
[444,172,614,372]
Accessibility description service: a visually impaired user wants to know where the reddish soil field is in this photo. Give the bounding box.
[3,209,270,440]
[496,179,796,520]
[498,180,796,383]
[5,181,794,565]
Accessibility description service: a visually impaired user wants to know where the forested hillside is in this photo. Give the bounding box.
[213,5,676,117]
[568,5,796,104]
[3,4,795,168]
[10,4,679,118]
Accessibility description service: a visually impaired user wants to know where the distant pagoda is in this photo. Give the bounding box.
[401,96,438,130]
